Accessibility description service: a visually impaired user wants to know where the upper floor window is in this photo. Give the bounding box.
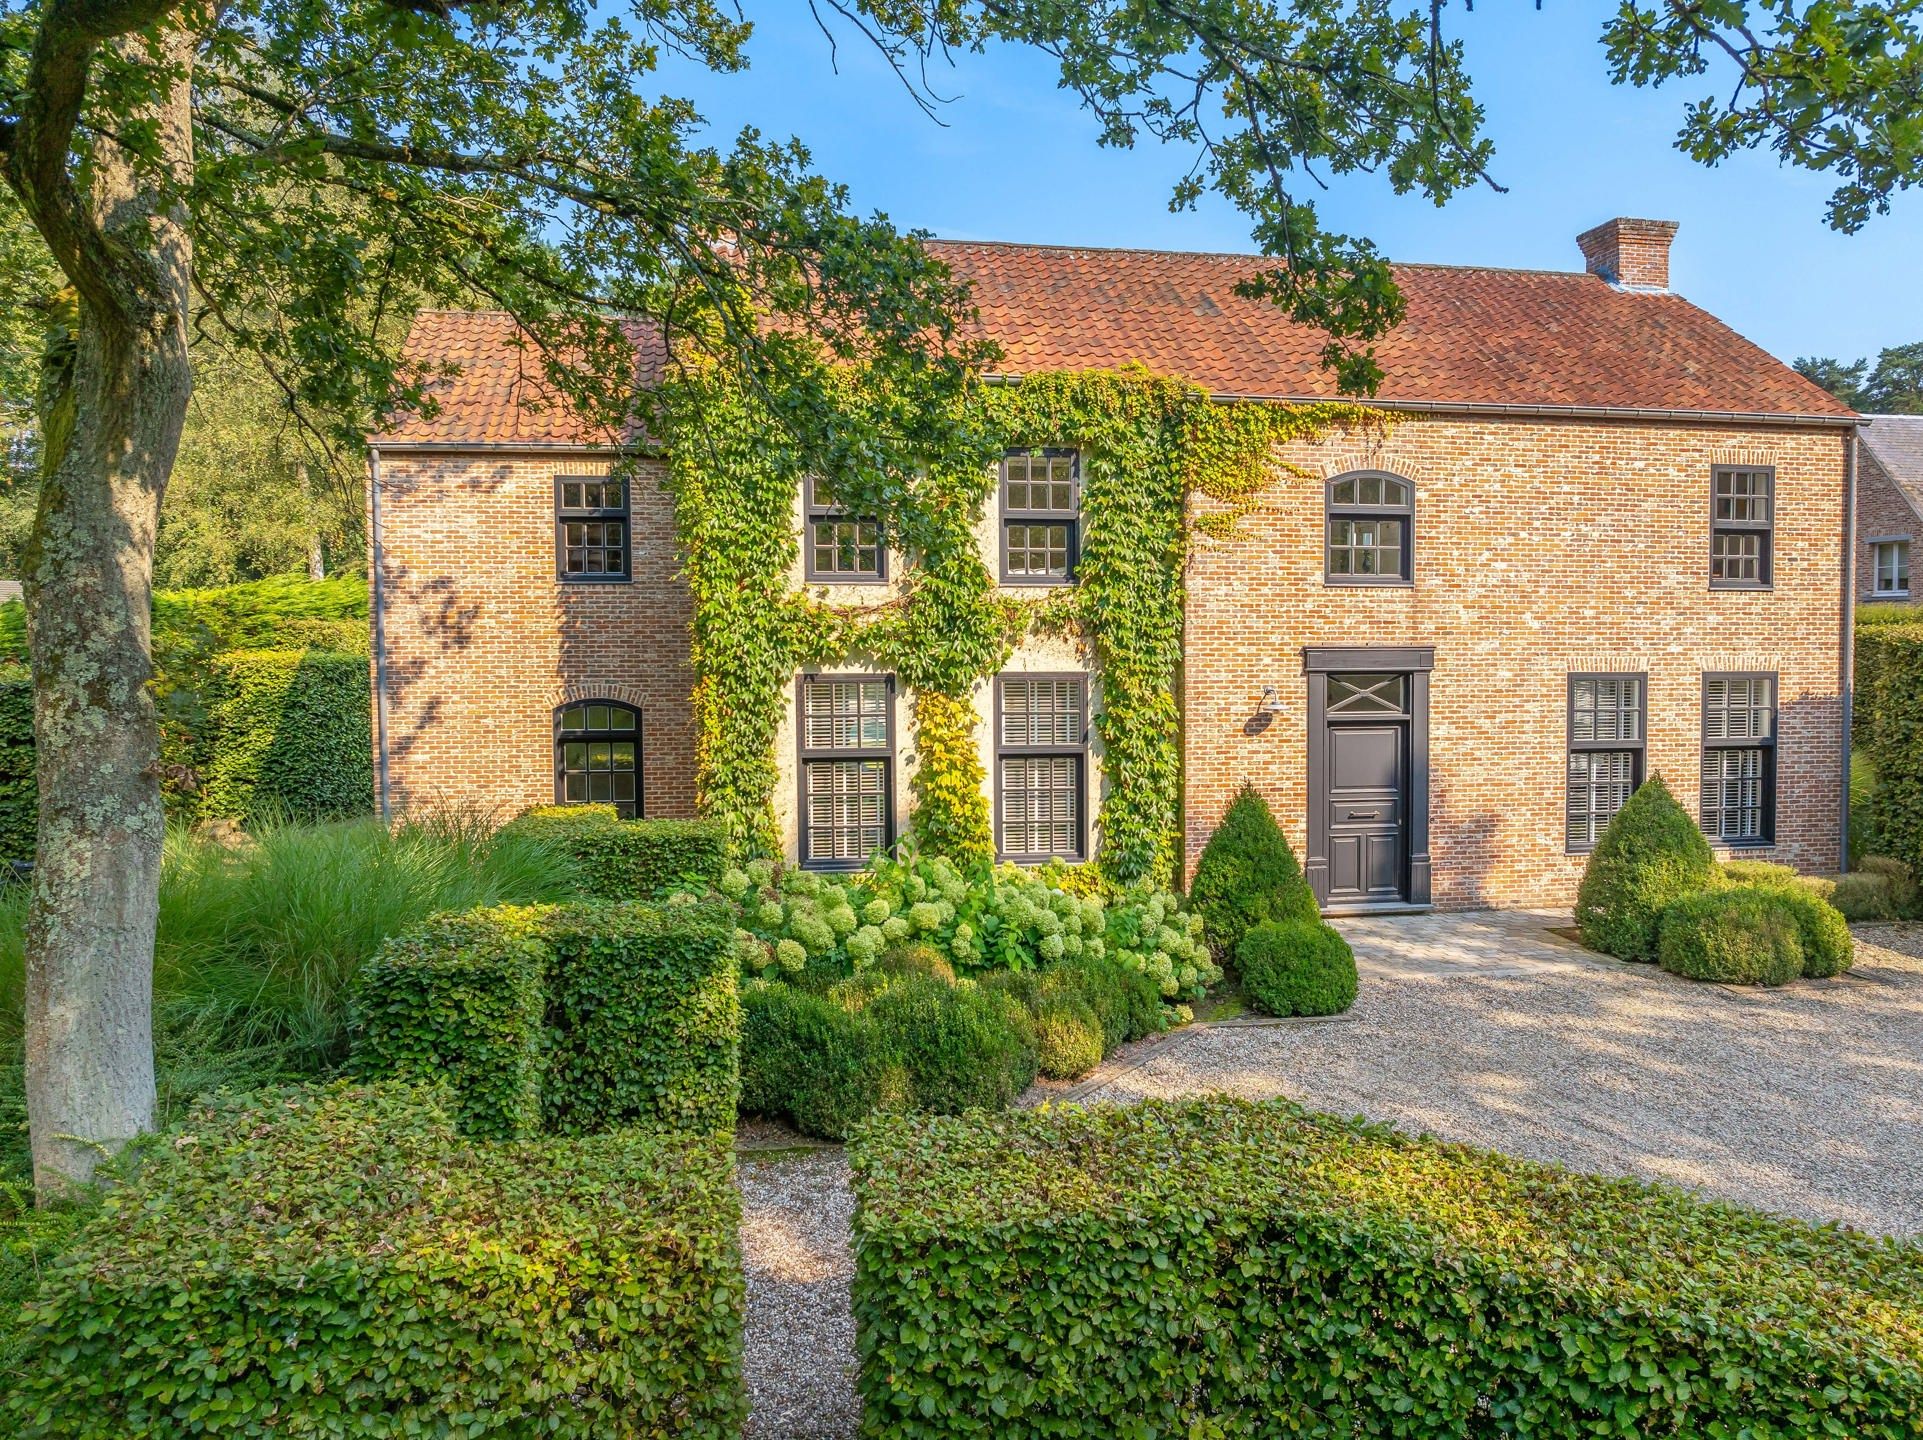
[1700,673,1776,846]
[1325,471,1413,584]
[996,675,1088,863]
[798,674,894,869]
[1871,537,1911,597]
[1001,448,1079,585]
[805,476,885,583]
[1710,465,1773,589]
[556,474,629,582]
[555,701,641,816]
[1566,674,1645,852]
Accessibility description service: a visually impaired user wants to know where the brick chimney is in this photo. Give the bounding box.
[1576,217,1679,291]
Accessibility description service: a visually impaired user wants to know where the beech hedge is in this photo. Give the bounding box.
[0,664,31,865]
[197,647,372,822]
[1854,619,1923,877]
[852,1098,1923,1439]
[5,1084,745,1439]
[502,805,730,898]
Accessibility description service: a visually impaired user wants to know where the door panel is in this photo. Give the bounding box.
[1326,722,1406,904]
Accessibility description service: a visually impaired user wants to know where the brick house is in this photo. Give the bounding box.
[1856,415,1923,604]
[369,218,1857,911]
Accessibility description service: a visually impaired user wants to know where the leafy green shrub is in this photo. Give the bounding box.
[1853,620,1923,876]
[1575,774,1716,961]
[195,648,372,822]
[539,900,739,1135]
[0,665,31,865]
[1236,919,1358,1016]
[345,907,548,1138]
[878,942,956,984]
[740,981,901,1139]
[1187,783,1317,956]
[1767,886,1855,978]
[851,1097,1923,1439]
[1053,951,1163,1050]
[502,805,729,899]
[1028,994,1104,1079]
[1833,869,1903,921]
[866,975,1036,1113]
[1657,887,1805,986]
[1718,858,1805,889]
[0,1180,92,1382]
[5,1084,744,1439]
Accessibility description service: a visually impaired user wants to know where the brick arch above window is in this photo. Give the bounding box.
[544,681,652,714]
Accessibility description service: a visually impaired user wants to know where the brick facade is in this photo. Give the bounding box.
[1856,442,1920,605]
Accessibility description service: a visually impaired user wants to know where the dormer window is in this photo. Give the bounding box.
[1000,448,1079,585]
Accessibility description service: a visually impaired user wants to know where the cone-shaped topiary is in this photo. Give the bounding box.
[1188,783,1318,957]
[1575,774,1716,961]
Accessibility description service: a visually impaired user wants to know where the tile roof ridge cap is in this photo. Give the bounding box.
[922,237,1617,282]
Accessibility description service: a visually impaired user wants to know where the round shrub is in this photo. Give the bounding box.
[1188,783,1318,957]
[1575,775,1716,961]
[1767,887,1853,978]
[1236,920,1358,1017]
[740,983,901,1139]
[1656,887,1804,986]
[879,943,956,985]
[1031,995,1104,1079]
[866,976,1038,1113]
[1719,858,1804,890]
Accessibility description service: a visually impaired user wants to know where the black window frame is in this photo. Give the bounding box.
[1700,671,1777,847]
[553,700,643,817]
[994,673,1089,864]
[804,475,887,584]
[999,447,1081,586]
[1869,535,1912,597]
[1565,672,1646,854]
[1324,470,1415,587]
[796,672,896,871]
[554,472,631,583]
[1709,464,1774,591]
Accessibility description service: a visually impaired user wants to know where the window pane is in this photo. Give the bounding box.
[1331,478,1356,504]
[805,759,888,862]
[1701,746,1767,841]
[556,701,641,817]
[1000,755,1080,858]
[1001,677,1084,746]
[802,678,890,752]
[1568,750,1636,850]
[1573,676,1642,744]
[1327,673,1407,714]
[1705,677,1773,742]
[1711,530,1762,582]
[562,482,583,508]
[1359,475,1382,505]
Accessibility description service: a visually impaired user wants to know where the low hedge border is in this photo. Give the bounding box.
[502,805,729,899]
[6,1084,745,1439]
[852,1098,1923,1438]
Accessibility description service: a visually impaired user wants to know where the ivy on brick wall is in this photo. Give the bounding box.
[663,341,1375,886]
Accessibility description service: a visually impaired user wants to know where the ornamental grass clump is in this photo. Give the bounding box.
[1188,783,1317,957]
[1236,919,1358,1016]
[1575,774,1716,961]
[1656,887,1805,986]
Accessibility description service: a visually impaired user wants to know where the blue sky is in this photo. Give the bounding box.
[655,4,1923,366]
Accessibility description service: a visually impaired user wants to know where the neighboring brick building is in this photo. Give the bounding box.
[1856,415,1923,605]
[370,218,1856,910]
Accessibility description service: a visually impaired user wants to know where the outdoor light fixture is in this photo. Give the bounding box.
[1258,685,1284,714]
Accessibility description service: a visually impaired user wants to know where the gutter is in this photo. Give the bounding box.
[368,444,393,824]
[1841,426,1858,872]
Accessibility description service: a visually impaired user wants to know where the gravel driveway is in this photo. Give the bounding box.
[737,915,1923,1437]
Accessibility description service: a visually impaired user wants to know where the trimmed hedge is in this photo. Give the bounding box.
[1854,619,1923,877]
[540,899,740,1135]
[503,805,729,899]
[740,982,901,1138]
[864,975,1037,1113]
[0,663,31,865]
[1575,774,1716,961]
[1188,782,1317,956]
[1657,886,1804,986]
[345,907,549,1138]
[5,1084,745,1439]
[1236,919,1358,1016]
[197,648,373,822]
[852,1098,1923,1439]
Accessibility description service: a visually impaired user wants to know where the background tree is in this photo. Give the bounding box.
[1797,341,1923,413]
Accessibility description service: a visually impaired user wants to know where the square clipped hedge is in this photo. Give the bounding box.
[503,805,729,899]
[540,899,740,1135]
[1854,619,1923,876]
[6,1084,745,1439]
[852,1098,1923,1438]
[346,906,549,1138]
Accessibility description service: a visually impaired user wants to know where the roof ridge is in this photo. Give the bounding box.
[922,235,1596,282]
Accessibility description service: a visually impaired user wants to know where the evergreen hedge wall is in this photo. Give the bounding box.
[197,648,372,822]
[0,664,32,865]
[853,1098,1923,1438]
[1853,620,1923,875]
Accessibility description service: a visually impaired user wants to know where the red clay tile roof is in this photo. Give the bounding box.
[377,241,1852,447]
[374,310,667,447]
[927,240,1854,420]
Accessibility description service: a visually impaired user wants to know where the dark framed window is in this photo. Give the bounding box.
[555,473,629,581]
[1700,673,1776,845]
[1325,471,1413,584]
[1710,465,1773,589]
[798,674,894,869]
[1000,448,1079,585]
[555,701,641,817]
[996,674,1088,862]
[805,476,885,583]
[1566,674,1645,852]
[1871,537,1911,597]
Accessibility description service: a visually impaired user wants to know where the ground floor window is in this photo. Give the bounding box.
[555,701,641,816]
[1872,537,1911,597]
[1700,673,1776,845]
[1566,673,1645,852]
[799,674,894,868]
[996,674,1087,861]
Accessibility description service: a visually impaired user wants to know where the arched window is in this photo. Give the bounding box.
[554,701,641,817]
[1325,471,1414,584]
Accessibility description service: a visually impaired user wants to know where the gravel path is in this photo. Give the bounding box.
[735,915,1923,1437]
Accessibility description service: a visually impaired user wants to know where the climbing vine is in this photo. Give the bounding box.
[664,339,1376,884]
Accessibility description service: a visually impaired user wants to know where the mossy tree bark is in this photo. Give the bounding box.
[5,12,195,1197]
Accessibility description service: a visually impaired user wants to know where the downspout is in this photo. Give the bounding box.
[368,444,393,823]
[1841,426,1857,873]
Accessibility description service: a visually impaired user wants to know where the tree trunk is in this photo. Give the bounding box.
[19,28,195,1199]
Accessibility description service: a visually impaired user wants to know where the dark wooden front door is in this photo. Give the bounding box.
[1325,721,1406,904]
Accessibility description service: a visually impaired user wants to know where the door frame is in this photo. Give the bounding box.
[1303,646,1433,908]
